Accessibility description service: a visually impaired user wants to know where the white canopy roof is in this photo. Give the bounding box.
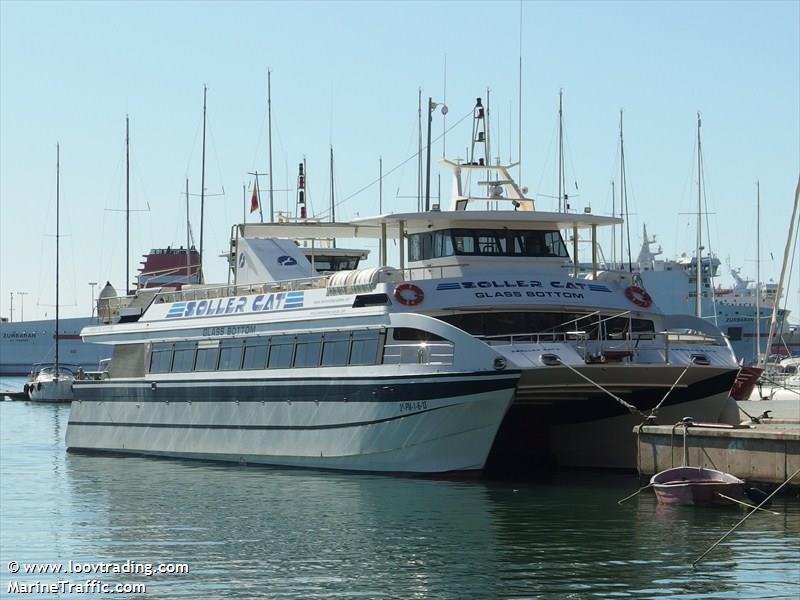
[352,210,623,235]
[236,210,622,241]
[236,222,381,240]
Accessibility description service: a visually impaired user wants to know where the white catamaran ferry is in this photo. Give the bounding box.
[67,104,740,473]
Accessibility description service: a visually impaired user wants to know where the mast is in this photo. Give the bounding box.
[518,0,523,183]
[185,178,190,279]
[297,161,306,220]
[199,85,207,281]
[330,146,336,248]
[755,180,761,363]
[620,109,632,272]
[55,143,60,371]
[125,115,130,293]
[267,69,274,223]
[611,179,616,267]
[695,112,703,319]
[329,146,335,223]
[486,87,492,200]
[443,55,447,159]
[558,90,564,213]
[762,177,800,368]
[417,88,422,212]
[425,96,433,212]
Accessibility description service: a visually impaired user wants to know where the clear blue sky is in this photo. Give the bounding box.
[1,0,798,321]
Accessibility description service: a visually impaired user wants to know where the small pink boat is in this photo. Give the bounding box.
[650,467,745,506]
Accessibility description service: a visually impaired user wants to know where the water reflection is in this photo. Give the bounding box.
[1,399,798,599]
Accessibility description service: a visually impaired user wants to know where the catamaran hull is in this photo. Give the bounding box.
[488,366,739,470]
[550,391,734,469]
[66,374,518,473]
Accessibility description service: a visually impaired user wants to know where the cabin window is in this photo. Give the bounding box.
[321,332,351,367]
[294,333,323,368]
[312,256,361,272]
[172,342,196,372]
[477,233,503,255]
[409,235,423,262]
[352,293,390,308]
[313,258,334,271]
[149,343,173,373]
[392,328,446,342]
[218,339,244,371]
[432,230,454,258]
[243,337,269,370]
[543,232,569,257]
[422,232,433,259]
[350,330,381,365]
[195,342,220,371]
[268,335,295,368]
[453,232,476,254]
[409,228,569,261]
[604,316,655,339]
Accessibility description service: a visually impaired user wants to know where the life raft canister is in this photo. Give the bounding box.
[394,283,425,306]
[625,285,653,308]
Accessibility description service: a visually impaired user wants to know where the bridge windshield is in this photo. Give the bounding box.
[408,229,569,261]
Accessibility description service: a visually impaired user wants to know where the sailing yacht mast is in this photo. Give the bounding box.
[267,69,274,223]
[611,179,616,267]
[329,146,335,223]
[762,177,800,368]
[330,146,336,248]
[619,109,632,271]
[55,143,60,371]
[126,116,131,292]
[199,85,207,280]
[695,113,703,319]
[558,90,565,213]
[755,181,761,362]
[185,177,190,278]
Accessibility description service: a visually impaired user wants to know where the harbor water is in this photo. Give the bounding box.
[2,377,799,599]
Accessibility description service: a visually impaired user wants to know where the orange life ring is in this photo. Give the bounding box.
[394,283,425,306]
[625,285,653,308]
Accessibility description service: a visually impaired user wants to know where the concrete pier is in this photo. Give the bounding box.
[635,399,799,488]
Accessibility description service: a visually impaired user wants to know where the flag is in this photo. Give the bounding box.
[250,180,259,213]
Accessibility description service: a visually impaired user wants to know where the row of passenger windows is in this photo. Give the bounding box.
[149,330,383,374]
[437,311,654,338]
[408,228,570,261]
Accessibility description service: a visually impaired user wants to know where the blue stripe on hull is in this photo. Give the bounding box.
[74,373,520,404]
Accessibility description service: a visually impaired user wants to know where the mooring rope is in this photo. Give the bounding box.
[648,364,692,419]
[554,357,645,417]
[693,467,800,567]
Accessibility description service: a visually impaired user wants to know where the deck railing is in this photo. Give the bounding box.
[481,329,722,365]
